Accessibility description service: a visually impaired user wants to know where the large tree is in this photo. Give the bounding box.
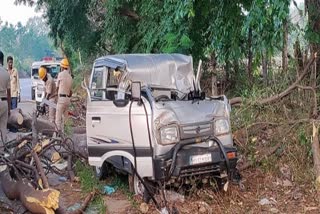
[306,0,320,74]
[16,0,291,82]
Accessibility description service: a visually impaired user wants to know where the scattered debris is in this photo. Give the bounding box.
[279,164,292,180]
[67,203,81,211]
[282,179,293,187]
[103,185,116,195]
[139,202,149,214]
[164,190,185,203]
[223,181,229,192]
[270,208,279,213]
[0,112,90,213]
[159,207,169,214]
[259,198,271,206]
[105,198,130,214]
[196,201,212,214]
[58,177,68,182]
[304,206,318,212]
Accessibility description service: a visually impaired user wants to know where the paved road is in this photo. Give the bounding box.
[20,78,32,100]
[19,78,34,115]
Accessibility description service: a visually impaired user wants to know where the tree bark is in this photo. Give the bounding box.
[247,28,253,82]
[7,109,24,128]
[31,151,49,189]
[282,18,289,73]
[6,110,56,133]
[307,0,320,78]
[262,50,268,84]
[312,123,320,192]
[0,171,60,214]
[211,75,217,96]
[210,53,218,96]
[294,40,304,77]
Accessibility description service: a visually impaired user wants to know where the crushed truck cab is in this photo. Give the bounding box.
[86,54,239,198]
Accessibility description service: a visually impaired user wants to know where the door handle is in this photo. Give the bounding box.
[92,116,101,123]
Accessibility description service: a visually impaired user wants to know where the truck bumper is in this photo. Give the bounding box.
[153,139,238,181]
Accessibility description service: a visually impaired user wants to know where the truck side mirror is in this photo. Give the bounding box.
[131,81,141,101]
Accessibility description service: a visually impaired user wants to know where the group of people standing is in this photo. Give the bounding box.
[38,58,73,131]
[0,50,73,147]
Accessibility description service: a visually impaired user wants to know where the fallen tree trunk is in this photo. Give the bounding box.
[7,109,55,133]
[22,112,55,133]
[8,109,24,128]
[0,171,60,214]
[68,192,95,214]
[7,106,86,135]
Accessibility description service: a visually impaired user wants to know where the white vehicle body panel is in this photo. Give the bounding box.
[86,54,235,179]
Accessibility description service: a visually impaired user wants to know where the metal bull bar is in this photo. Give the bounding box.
[166,136,232,180]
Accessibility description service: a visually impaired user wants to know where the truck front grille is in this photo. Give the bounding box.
[180,164,220,177]
[180,122,213,139]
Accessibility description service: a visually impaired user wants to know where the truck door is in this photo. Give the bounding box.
[86,66,152,162]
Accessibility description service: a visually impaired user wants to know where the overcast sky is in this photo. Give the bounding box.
[0,0,305,26]
[0,0,42,25]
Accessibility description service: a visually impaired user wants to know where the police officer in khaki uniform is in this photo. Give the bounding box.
[39,66,57,123]
[0,51,11,146]
[55,58,73,131]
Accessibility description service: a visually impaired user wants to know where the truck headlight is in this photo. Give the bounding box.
[160,125,179,145]
[214,119,230,135]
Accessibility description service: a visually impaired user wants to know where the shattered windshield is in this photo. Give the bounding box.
[151,87,188,102]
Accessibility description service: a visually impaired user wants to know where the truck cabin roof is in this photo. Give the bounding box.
[93,54,195,94]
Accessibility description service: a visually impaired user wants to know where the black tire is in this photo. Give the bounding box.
[95,162,108,180]
[31,88,35,100]
[128,173,153,203]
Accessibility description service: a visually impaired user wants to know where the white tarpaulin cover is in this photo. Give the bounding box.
[94,54,195,94]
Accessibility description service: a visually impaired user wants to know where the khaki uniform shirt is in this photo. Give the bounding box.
[8,68,20,97]
[0,65,10,98]
[57,69,73,95]
[45,74,57,99]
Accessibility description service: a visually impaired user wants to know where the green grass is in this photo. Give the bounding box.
[75,161,107,213]
[64,118,73,136]
[109,174,138,208]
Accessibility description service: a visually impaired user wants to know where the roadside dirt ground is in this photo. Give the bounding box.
[84,167,319,213]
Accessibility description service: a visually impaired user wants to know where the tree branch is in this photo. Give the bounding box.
[257,54,316,105]
[119,8,140,20]
[229,54,317,107]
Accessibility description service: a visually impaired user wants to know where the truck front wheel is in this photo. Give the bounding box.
[128,173,154,203]
[95,162,109,180]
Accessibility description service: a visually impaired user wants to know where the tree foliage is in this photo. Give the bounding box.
[0,16,55,73]
[16,0,292,77]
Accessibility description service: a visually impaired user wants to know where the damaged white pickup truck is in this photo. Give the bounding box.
[85,54,239,202]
